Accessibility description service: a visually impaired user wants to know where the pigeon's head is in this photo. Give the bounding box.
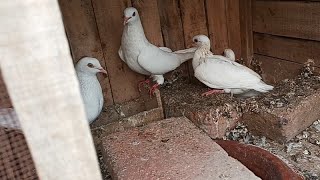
[123,7,139,25]
[192,35,211,48]
[76,57,107,75]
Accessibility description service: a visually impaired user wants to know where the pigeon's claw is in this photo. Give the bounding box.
[149,84,160,98]
[201,89,224,97]
[138,79,151,92]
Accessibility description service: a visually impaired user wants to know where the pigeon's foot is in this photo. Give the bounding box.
[149,84,160,98]
[138,79,151,92]
[201,89,224,96]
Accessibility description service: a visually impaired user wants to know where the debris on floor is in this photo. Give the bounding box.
[242,75,320,142]
[161,78,242,139]
[225,120,320,179]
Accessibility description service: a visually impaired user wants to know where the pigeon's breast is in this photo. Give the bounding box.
[78,75,103,123]
[121,34,150,75]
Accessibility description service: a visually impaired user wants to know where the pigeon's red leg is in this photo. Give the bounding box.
[138,79,151,92]
[149,83,160,97]
[201,89,224,96]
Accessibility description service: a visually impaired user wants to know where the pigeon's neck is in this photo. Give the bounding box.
[77,71,99,80]
[193,45,212,69]
[124,19,148,43]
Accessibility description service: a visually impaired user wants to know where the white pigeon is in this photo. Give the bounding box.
[76,57,107,124]
[224,49,236,61]
[119,7,196,95]
[191,35,273,96]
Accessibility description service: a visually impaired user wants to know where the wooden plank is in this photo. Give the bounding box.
[255,54,320,84]
[58,0,113,106]
[239,0,253,66]
[92,0,144,103]
[180,0,209,76]
[205,0,229,55]
[225,0,241,60]
[157,0,189,78]
[132,0,163,47]
[253,1,320,41]
[254,33,320,67]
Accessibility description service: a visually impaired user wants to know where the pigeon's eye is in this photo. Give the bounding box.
[87,63,94,68]
[132,12,136,17]
[194,39,198,43]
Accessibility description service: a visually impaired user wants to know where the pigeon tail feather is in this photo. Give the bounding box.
[253,81,274,93]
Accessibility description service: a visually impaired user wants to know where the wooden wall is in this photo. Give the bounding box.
[58,0,247,106]
[252,0,320,84]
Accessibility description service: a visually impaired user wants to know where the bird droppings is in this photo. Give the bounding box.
[225,121,320,179]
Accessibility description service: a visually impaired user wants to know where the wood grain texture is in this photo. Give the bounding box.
[157,0,189,77]
[58,0,113,105]
[92,0,144,103]
[132,0,163,47]
[205,0,229,55]
[226,0,241,59]
[254,33,320,67]
[239,0,253,66]
[256,54,320,84]
[180,0,208,76]
[253,1,320,41]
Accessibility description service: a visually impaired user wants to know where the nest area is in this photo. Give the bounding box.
[161,74,320,119]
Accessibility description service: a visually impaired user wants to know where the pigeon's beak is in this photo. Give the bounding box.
[123,16,131,25]
[98,68,108,75]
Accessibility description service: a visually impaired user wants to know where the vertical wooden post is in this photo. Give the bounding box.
[239,0,254,66]
[206,0,229,55]
[157,0,189,78]
[179,0,209,78]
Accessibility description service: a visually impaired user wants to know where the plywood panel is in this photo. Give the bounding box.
[256,54,320,84]
[58,0,113,106]
[239,0,253,66]
[92,0,144,103]
[226,0,241,59]
[253,1,320,41]
[180,0,208,76]
[206,0,229,55]
[132,0,163,46]
[157,0,189,77]
[254,33,320,67]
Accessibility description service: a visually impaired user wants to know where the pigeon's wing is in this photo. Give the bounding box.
[118,46,125,62]
[209,55,261,79]
[195,57,261,90]
[159,47,173,52]
[137,46,181,75]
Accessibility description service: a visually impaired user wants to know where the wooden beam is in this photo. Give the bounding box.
[205,0,229,55]
[239,0,253,66]
[254,33,320,67]
[157,0,189,78]
[179,0,208,77]
[253,1,320,41]
[226,0,241,59]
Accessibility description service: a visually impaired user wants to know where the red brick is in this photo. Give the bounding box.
[242,76,320,143]
[102,117,260,180]
[162,81,242,139]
